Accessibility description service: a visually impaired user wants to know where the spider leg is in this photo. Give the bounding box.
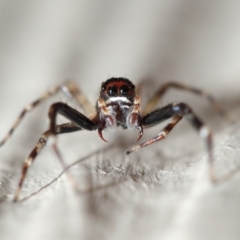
[14,103,97,201]
[48,102,97,134]
[126,102,214,181]
[13,123,82,201]
[61,81,96,116]
[142,81,226,117]
[0,81,95,147]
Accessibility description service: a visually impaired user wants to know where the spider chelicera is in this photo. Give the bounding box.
[0,77,225,201]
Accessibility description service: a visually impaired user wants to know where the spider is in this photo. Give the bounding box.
[0,77,225,201]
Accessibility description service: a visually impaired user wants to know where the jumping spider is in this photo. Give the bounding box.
[0,77,225,201]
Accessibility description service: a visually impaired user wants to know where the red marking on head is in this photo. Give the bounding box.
[100,77,136,101]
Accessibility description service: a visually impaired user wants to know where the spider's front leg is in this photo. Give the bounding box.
[14,103,98,202]
[126,102,214,181]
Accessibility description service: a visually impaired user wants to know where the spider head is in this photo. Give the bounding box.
[97,78,143,141]
[100,77,136,103]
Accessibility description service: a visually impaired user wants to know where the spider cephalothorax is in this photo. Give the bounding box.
[1,77,226,201]
[97,78,143,142]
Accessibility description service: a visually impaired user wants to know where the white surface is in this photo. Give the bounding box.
[0,1,240,240]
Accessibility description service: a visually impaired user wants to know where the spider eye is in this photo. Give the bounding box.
[120,85,129,96]
[107,86,118,96]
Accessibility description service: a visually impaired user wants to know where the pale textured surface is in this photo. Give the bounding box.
[0,1,240,240]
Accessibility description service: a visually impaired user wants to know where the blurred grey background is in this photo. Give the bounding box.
[0,1,240,240]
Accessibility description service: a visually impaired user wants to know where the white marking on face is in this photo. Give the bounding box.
[106,97,131,104]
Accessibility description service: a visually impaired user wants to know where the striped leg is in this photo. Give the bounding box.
[126,115,183,154]
[142,81,226,117]
[13,122,82,201]
[126,102,214,181]
[14,102,97,201]
[0,81,95,147]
